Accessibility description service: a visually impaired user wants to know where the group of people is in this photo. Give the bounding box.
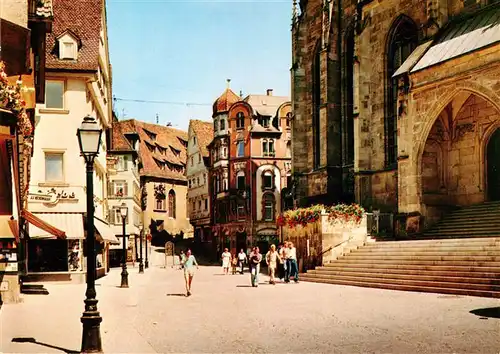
[220,241,299,287]
[176,241,299,297]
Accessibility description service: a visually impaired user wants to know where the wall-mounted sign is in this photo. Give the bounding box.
[28,188,78,204]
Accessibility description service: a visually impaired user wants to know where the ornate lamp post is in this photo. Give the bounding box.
[77,115,103,353]
[138,227,144,273]
[120,202,129,288]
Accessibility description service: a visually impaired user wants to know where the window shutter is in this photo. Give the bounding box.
[123,182,128,196]
[123,156,128,171]
[108,181,113,197]
[109,209,115,224]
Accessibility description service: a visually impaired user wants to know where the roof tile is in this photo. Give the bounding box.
[118,120,188,181]
[189,120,213,158]
[46,0,103,71]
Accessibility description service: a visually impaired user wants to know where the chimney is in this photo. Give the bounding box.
[266,89,273,96]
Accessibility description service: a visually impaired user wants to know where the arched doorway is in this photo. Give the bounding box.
[420,92,500,224]
[487,129,500,201]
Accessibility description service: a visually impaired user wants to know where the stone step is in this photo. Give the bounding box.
[355,245,500,253]
[423,229,500,236]
[428,223,500,231]
[344,255,500,261]
[433,218,500,227]
[323,262,500,273]
[365,237,500,247]
[302,273,500,291]
[351,250,500,257]
[311,267,500,279]
[299,277,500,298]
[334,258,500,266]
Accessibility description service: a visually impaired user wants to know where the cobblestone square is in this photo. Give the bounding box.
[1,262,499,353]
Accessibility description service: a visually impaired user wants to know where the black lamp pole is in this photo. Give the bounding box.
[145,235,149,269]
[139,228,144,273]
[120,204,129,288]
[77,115,103,353]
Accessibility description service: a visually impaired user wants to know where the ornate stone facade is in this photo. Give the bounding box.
[292,0,500,233]
[208,87,292,254]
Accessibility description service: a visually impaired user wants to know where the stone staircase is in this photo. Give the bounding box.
[301,202,500,297]
[302,237,500,298]
[421,201,500,239]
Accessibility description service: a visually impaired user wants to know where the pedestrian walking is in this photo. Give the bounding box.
[277,243,286,280]
[249,247,263,287]
[237,249,247,274]
[179,250,186,270]
[285,242,299,283]
[182,249,199,296]
[221,248,231,275]
[232,255,238,275]
[265,244,281,285]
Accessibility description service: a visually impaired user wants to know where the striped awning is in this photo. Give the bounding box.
[27,212,84,240]
[94,217,120,244]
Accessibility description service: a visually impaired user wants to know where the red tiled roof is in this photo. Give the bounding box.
[111,120,135,152]
[46,0,103,71]
[189,120,213,158]
[118,119,188,181]
[212,88,240,116]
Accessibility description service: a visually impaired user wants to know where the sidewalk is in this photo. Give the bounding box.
[0,267,157,354]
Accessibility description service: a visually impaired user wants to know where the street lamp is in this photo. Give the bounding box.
[145,231,149,269]
[77,115,103,353]
[120,202,129,288]
[138,227,144,273]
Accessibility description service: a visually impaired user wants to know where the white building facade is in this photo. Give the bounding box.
[187,120,213,245]
[25,0,118,281]
[107,121,142,267]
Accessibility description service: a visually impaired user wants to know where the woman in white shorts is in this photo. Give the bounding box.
[182,249,198,296]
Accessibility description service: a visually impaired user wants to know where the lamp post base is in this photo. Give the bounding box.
[145,260,149,269]
[81,299,103,353]
[139,259,144,273]
[120,265,129,288]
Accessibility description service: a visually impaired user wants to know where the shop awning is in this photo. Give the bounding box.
[7,218,19,242]
[94,217,120,245]
[23,210,67,239]
[26,212,84,240]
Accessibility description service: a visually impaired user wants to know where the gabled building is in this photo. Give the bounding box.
[186,119,213,252]
[209,87,292,255]
[0,0,53,303]
[114,119,192,245]
[25,0,118,282]
[107,118,142,266]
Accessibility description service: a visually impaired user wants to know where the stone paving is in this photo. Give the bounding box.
[1,258,499,353]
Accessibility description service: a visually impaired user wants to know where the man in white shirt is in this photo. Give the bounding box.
[285,242,299,283]
[237,249,247,274]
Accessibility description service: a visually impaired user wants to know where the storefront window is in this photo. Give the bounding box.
[28,239,69,272]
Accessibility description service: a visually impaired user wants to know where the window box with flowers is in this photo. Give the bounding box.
[0,61,33,136]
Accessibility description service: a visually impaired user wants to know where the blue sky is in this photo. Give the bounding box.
[107,0,292,130]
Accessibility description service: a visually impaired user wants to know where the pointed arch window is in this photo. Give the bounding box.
[168,190,176,218]
[386,18,418,166]
[312,45,321,168]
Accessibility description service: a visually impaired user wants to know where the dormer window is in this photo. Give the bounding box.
[57,31,80,60]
